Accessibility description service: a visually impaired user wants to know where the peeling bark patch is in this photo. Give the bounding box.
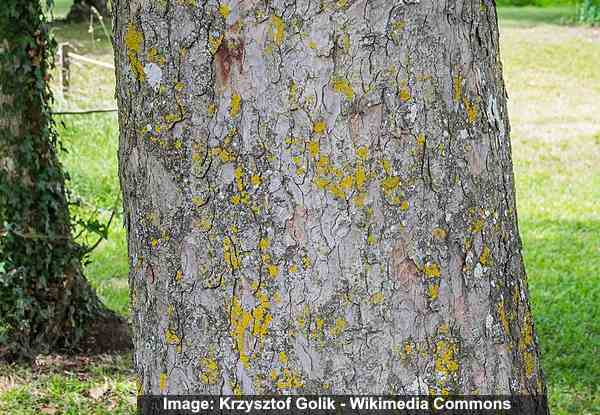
[215,35,245,89]
[144,62,162,91]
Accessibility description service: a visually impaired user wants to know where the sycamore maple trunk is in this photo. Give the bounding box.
[114,0,546,396]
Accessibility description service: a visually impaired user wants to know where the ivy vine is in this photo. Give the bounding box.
[0,0,103,358]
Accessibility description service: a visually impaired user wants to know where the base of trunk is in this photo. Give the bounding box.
[65,0,110,23]
[77,310,132,355]
[0,310,131,363]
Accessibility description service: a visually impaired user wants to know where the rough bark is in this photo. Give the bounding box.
[114,0,546,396]
[0,1,127,358]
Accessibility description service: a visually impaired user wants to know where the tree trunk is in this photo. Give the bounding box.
[0,0,126,358]
[66,0,110,22]
[113,0,547,397]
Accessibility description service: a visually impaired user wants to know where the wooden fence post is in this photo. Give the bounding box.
[58,43,71,97]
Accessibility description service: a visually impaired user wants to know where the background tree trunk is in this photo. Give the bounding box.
[0,0,126,358]
[66,0,110,22]
[114,0,547,396]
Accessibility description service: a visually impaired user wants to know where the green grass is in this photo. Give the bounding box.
[45,0,73,20]
[497,6,578,26]
[58,113,129,316]
[0,355,135,414]
[3,5,599,414]
[500,17,600,415]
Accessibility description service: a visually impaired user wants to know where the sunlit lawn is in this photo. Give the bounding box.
[1,6,598,415]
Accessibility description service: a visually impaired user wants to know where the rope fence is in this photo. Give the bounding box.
[54,42,118,115]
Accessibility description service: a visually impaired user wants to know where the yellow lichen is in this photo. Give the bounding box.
[296,304,310,329]
[211,146,233,163]
[367,233,376,245]
[270,15,285,46]
[463,96,478,123]
[208,34,224,55]
[301,255,311,269]
[230,296,252,367]
[353,192,366,208]
[399,82,411,102]
[164,113,182,123]
[453,74,463,102]
[279,351,288,365]
[207,103,217,117]
[313,176,330,190]
[497,300,510,334]
[229,94,241,118]
[434,340,459,375]
[312,317,325,340]
[259,238,269,251]
[381,176,401,192]
[288,80,298,107]
[470,218,485,233]
[223,237,241,269]
[251,291,273,339]
[307,140,320,158]
[267,264,279,278]
[194,217,211,232]
[432,227,448,240]
[125,23,144,52]
[356,146,369,160]
[328,183,346,200]
[332,77,354,100]
[339,175,354,191]
[159,373,168,391]
[316,155,330,173]
[228,291,273,368]
[313,120,327,135]
[165,328,180,345]
[218,3,231,18]
[424,262,441,278]
[341,32,350,52]
[355,164,366,190]
[329,317,348,337]
[199,357,220,385]
[370,292,385,305]
[518,314,536,378]
[234,166,245,192]
[392,20,406,32]
[250,174,262,187]
[125,23,145,80]
[427,283,440,301]
[479,246,492,266]
[276,368,303,389]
